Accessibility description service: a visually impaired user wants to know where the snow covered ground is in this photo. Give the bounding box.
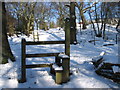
[0,25,120,89]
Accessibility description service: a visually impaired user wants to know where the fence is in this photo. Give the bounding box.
[19,18,70,84]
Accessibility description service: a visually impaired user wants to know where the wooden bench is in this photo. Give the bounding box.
[92,52,120,83]
[92,51,105,68]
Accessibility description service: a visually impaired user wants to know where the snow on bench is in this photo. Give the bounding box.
[100,51,106,56]
[92,51,106,68]
[92,51,105,61]
[58,53,69,58]
[52,64,63,71]
[92,56,103,62]
[112,66,119,73]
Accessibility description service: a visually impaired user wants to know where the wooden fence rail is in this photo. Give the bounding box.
[26,41,65,45]
[26,53,60,58]
[26,64,53,68]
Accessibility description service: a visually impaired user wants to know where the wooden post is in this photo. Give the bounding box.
[62,57,70,83]
[20,38,26,83]
[64,18,70,83]
[65,18,70,57]
[70,2,77,44]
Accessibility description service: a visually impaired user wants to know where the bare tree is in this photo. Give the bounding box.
[34,2,54,30]
[87,6,97,36]
[76,2,97,29]
[94,3,101,37]
[6,2,36,36]
[76,2,87,29]
[53,2,69,28]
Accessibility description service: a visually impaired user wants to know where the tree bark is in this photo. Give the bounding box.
[79,2,87,29]
[76,2,87,29]
[1,2,15,64]
[80,10,87,29]
[103,5,108,40]
[100,6,104,34]
[94,3,101,37]
[88,7,97,36]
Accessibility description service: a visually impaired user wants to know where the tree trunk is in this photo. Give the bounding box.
[94,3,101,37]
[88,9,97,36]
[100,3,105,37]
[26,20,30,36]
[100,9,104,35]
[103,7,108,40]
[103,19,107,39]
[80,10,87,29]
[1,2,15,64]
[79,2,87,29]
[37,22,39,30]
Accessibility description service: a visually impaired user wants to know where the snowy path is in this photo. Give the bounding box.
[0,28,120,89]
